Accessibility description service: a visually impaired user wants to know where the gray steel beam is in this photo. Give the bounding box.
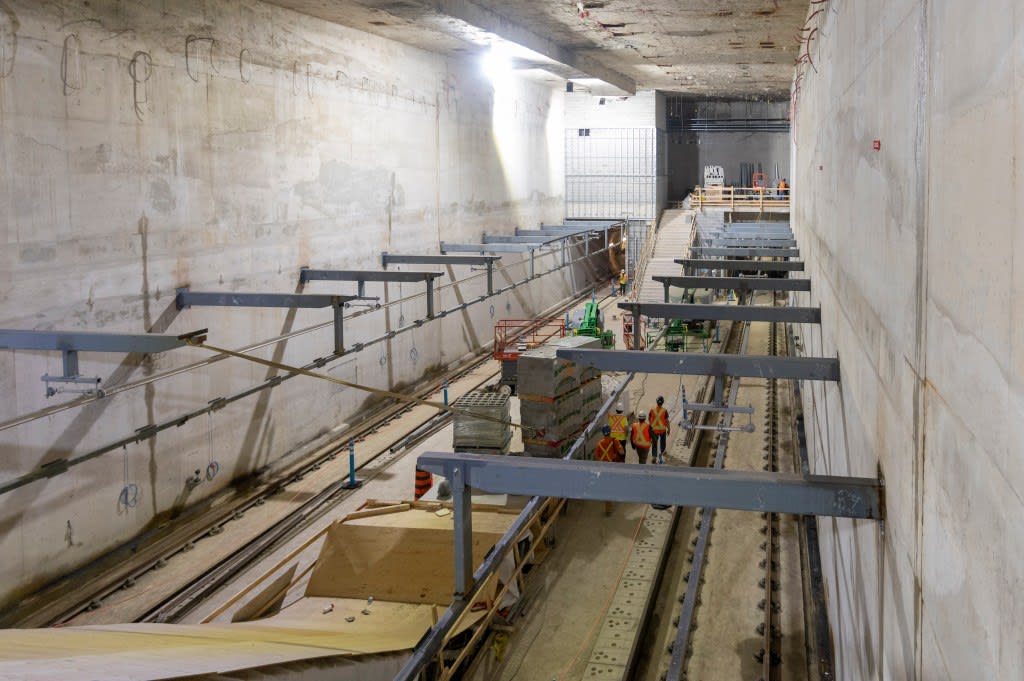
[677,258,805,272]
[513,227,596,237]
[299,269,442,319]
[176,289,355,354]
[380,253,501,267]
[562,220,624,227]
[417,452,882,519]
[0,329,197,354]
[554,348,841,381]
[298,268,442,285]
[712,238,798,248]
[482,234,549,243]
[440,242,547,253]
[176,290,357,309]
[654,276,811,292]
[691,247,800,258]
[618,302,821,324]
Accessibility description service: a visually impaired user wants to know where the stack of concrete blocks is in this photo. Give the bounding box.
[519,335,602,458]
[452,391,512,454]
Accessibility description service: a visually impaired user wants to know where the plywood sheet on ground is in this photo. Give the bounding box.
[305,511,511,603]
[0,597,483,681]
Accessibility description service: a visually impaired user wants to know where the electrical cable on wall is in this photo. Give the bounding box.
[238,47,251,83]
[60,33,82,96]
[185,35,216,82]
[128,51,152,122]
[205,412,220,481]
[0,9,16,79]
[118,445,139,511]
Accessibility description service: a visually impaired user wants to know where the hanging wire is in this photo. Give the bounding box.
[238,47,251,83]
[0,14,15,79]
[118,445,139,510]
[60,33,82,96]
[205,411,220,481]
[128,51,152,122]
[185,35,216,82]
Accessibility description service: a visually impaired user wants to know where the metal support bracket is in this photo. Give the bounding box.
[299,268,442,319]
[1,328,207,399]
[653,275,811,293]
[554,348,841,381]
[690,247,800,258]
[176,288,356,354]
[618,302,821,324]
[677,258,805,273]
[418,450,883,518]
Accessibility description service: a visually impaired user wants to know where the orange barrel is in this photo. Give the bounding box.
[414,468,433,499]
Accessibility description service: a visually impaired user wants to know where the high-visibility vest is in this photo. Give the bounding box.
[594,436,623,463]
[619,272,628,285]
[630,421,652,448]
[608,413,628,440]
[649,406,670,434]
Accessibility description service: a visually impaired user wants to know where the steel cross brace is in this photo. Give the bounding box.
[175,288,357,354]
[676,258,806,272]
[417,452,882,593]
[299,268,443,318]
[380,253,502,296]
[554,348,841,381]
[618,302,821,324]
[691,247,800,258]
[654,275,811,292]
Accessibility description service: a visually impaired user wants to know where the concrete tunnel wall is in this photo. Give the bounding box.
[791,1,1023,679]
[0,0,599,608]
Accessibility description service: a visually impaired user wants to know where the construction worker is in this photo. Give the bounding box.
[777,178,788,198]
[649,396,670,464]
[630,412,653,464]
[608,403,628,447]
[618,269,628,295]
[594,425,625,515]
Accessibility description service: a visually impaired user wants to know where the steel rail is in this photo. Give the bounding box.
[665,310,752,681]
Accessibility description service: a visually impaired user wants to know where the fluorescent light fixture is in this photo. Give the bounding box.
[481,45,513,83]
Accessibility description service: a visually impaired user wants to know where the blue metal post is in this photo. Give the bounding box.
[343,438,362,489]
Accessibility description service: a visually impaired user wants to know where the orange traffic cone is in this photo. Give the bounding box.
[414,468,433,499]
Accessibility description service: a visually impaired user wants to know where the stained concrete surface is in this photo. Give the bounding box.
[0,0,580,609]
[791,1,1024,678]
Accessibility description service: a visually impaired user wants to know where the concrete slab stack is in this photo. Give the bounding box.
[452,391,512,454]
[520,335,602,457]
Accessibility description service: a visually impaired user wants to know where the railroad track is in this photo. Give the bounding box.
[4,289,617,629]
[635,289,807,681]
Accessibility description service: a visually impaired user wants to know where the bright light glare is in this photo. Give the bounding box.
[481,47,513,84]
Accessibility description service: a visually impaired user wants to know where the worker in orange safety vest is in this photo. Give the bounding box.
[594,425,626,515]
[608,403,628,445]
[630,412,653,464]
[648,396,670,464]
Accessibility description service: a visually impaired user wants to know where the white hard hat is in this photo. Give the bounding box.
[621,269,625,273]
[616,403,624,412]
[638,412,647,420]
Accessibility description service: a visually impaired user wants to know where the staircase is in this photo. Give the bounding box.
[635,208,694,303]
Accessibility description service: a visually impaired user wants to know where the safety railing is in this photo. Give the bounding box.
[688,186,790,211]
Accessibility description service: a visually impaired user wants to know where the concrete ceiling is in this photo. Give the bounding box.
[267,0,806,97]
